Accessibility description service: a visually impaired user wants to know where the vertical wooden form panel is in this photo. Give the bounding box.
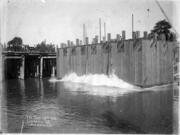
[133,40,136,84]
[120,43,125,80]
[123,40,130,82]
[117,42,123,78]
[63,49,66,76]
[147,40,153,86]
[163,41,168,84]
[134,40,137,85]
[75,47,78,74]
[76,47,81,75]
[150,41,154,85]
[96,45,103,74]
[76,47,79,74]
[167,42,174,83]
[102,44,109,75]
[93,45,97,74]
[159,41,165,84]
[166,42,171,83]
[0,76,1,133]
[141,40,145,86]
[75,47,79,75]
[151,41,156,85]
[62,49,66,77]
[164,41,174,83]
[59,49,64,78]
[134,40,142,86]
[91,46,95,74]
[79,46,83,75]
[74,47,77,73]
[153,41,158,85]
[121,41,126,81]
[81,46,87,75]
[149,40,153,86]
[141,40,174,87]
[56,49,60,78]
[156,41,160,84]
[131,40,135,84]
[85,46,88,75]
[70,48,73,73]
[69,48,72,74]
[125,41,130,82]
[0,46,2,81]
[164,41,168,83]
[111,42,119,76]
[166,42,170,83]
[71,47,74,73]
[162,41,166,84]
[86,45,91,74]
[97,45,103,74]
[59,49,63,77]
[67,48,71,75]
[101,45,104,74]
[155,41,159,85]
[152,40,159,86]
[142,40,149,86]
[138,42,143,86]
[88,45,92,74]
[72,47,75,73]
[108,43,112,75]
[158,41,162,84]
[127,40,132,82]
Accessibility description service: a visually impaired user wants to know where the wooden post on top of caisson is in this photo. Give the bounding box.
[85,37,89,45]
[76,38,80,46]
[122,30,126,40]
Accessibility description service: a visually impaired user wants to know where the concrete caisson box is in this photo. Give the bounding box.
[56,39,176,87]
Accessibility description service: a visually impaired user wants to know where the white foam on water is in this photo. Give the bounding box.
[62,82,137,98]
[49,77,58,83]
[49,73,143,98]
[62,72,136,89]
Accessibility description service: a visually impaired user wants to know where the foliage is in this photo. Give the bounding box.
[35,40,55,52]
[149,20,176,41]
[7,37,23,51]
[7,38,56,53]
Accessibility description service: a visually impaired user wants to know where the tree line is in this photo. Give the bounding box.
[7,38,56,52]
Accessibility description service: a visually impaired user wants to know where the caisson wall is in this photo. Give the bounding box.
[0,46,3,82]
[57,39,176,87]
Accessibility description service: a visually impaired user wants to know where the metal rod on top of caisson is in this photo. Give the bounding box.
[99,18,101,43]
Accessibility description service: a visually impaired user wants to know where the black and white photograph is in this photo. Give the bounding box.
[0,0,179,134]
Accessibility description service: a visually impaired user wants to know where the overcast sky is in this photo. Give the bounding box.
[5,0,179,45]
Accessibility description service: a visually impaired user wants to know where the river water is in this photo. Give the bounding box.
[0,78,173,134]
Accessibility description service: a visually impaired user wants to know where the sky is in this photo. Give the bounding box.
[2,0,180,45]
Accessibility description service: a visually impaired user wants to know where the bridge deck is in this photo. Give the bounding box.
[2,51,56,56]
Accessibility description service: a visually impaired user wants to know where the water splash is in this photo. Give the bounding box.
[63,72,135,89]
[62,82,138,98]
[49,73,142,98]
[50,72,139,89]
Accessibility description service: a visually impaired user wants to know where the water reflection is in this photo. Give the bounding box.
[1,78,173,133]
